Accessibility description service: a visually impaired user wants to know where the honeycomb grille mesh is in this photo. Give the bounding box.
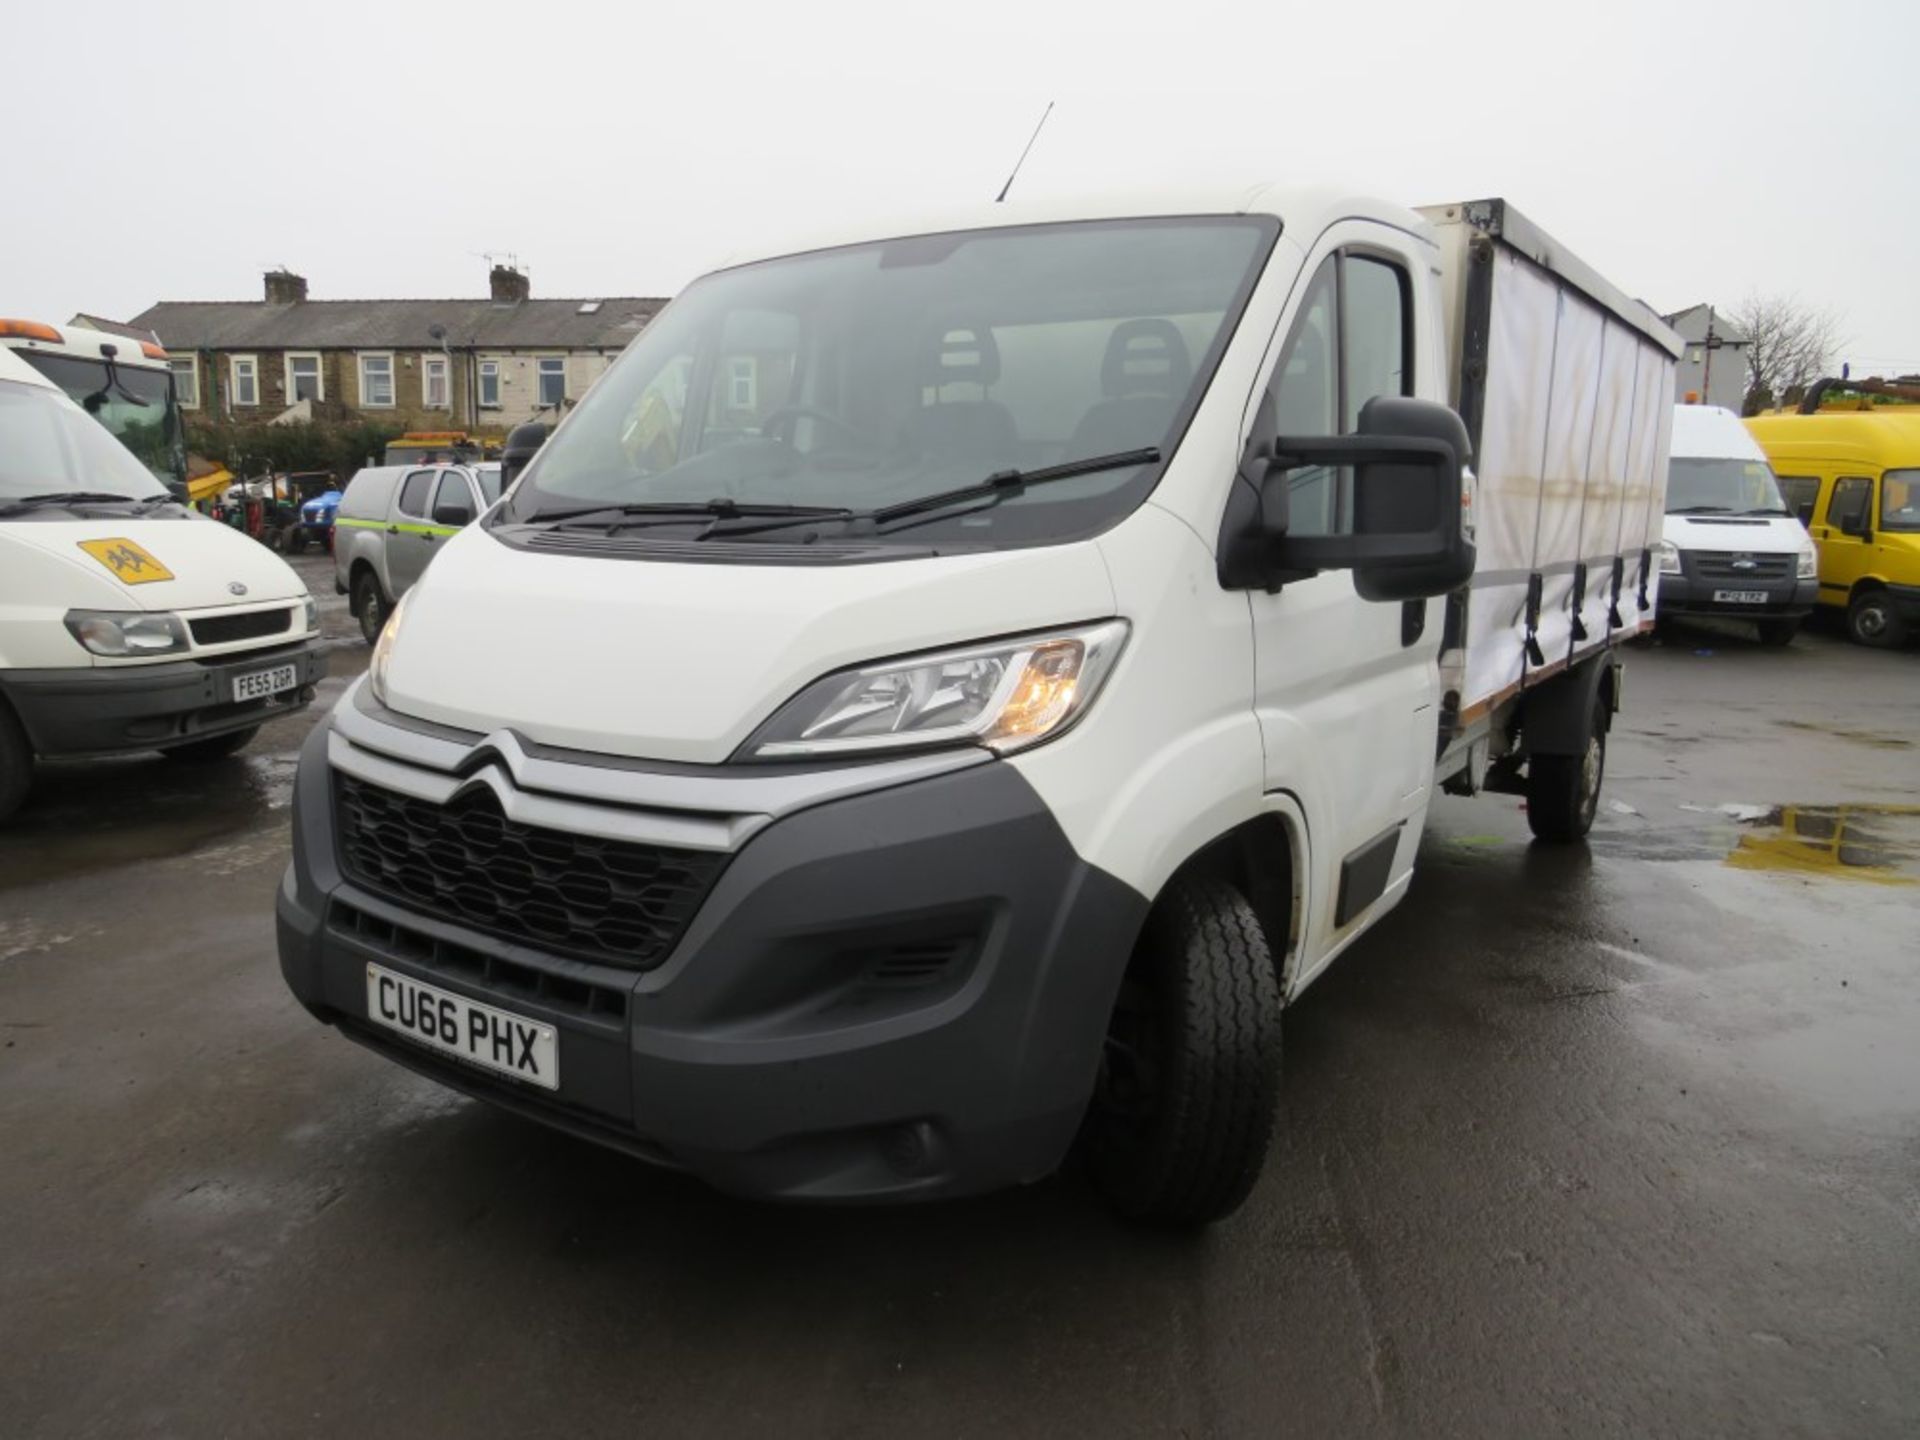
[333,771,725,969]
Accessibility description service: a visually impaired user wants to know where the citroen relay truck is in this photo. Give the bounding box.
[277,191,1680,1223]
[1655,404,1817,645]
[0,345,326,823]
[1745,410,1920,647]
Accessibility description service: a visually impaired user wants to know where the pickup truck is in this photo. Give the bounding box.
[332,462,501,643]
[280,187,1680,1223]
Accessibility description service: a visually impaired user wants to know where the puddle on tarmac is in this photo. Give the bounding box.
[1725,804,1920,885]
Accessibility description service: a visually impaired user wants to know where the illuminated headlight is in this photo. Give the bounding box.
[744,620,1129,760]
[1796,549,1817,579]
[64,609,190,657]
[302,595,319,632]
[1657,541,1682,576]
[368,590,409,704]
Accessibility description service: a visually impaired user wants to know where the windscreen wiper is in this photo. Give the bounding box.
[1741,507,1792,516]
[523,498,854,534]
[0,490,148,517]
[868,447,1161,532]
[1668,504,1732,514]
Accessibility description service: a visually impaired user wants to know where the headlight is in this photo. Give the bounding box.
[368,590,409,704]
[64,609,190,657]
[1796,549,1817,579]
[302,595,319,632]
[744,619,1129,761]
[1657,541,1682,576]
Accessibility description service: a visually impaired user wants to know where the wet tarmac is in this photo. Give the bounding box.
[1,582,1916,1438]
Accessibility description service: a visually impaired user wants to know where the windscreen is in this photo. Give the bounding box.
[505,217,1276,549]
[12,351,185,488]
[1666,456,1790,516]
[0,378,171,502]
[1882,470,1920,532]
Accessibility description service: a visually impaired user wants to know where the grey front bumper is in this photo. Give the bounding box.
[275,715,1149,1202]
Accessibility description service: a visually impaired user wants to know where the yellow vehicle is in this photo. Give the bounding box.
[1745,410,1920,647]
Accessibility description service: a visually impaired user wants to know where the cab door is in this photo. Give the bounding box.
[385,467,440,596]
[1244,226,1441,970]
[1813,473,1874,602]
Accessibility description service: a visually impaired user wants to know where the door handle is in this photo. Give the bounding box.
[387,524,399,534]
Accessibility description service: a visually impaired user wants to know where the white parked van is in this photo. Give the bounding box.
[1656,404,1818,644]
[0,346,326,822]
[277,190,1679,1223]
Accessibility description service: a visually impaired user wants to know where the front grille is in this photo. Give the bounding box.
[190,607,293,646]
[1690,551,1795,581]
[333,772,727,969]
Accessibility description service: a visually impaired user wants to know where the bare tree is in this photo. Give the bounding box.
[1724,293,1845,415]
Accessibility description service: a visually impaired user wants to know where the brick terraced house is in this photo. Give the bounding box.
[130,266,666,434]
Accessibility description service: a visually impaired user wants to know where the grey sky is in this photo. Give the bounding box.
[11,0,1918,375]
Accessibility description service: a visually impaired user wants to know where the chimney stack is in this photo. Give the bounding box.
[264,269,308,305]
[489,264,530,303]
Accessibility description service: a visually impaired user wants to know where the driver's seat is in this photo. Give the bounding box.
[905,324,1018,468]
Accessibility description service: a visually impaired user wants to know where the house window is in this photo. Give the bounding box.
[230,355,258,408]
[478,359,501,409]
[359,353,395,408]
[169,357,199,409]
[423,356,450,410]
[537,357,566,407]
[727,357,757,410]
[286,352,323,404]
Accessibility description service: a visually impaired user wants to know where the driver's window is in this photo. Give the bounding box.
[701,309,800,451]
[618,354,694,476]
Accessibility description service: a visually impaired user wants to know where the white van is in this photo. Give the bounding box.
[0,346,325,822]
[277,190,1679,1223]
[1656,404,1818,644]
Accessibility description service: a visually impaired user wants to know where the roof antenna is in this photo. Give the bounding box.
[995,101,1054,203]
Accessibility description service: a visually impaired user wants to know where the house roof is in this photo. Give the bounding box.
[125,296,669,353]
[68,313,163,344]
[1662,303,1749,346]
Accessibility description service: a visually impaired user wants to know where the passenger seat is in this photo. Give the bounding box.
[1070,319,1193,457]
[905,324,1019,468]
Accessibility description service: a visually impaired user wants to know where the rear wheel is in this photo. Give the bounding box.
[0,704,33,824]
[353,570,389,646]
[1756,618,1800,647]
[1847,588,1907,649]
[162,726,260,763]
[1527,696,1606,842]
[1079,875,1281,1227]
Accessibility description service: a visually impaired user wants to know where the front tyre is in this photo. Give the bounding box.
[1526,696,1606,842]
[0,704,33,824]
[1847,588,1907,649]
[353,571,390,647]
[1079,875,1281,1226]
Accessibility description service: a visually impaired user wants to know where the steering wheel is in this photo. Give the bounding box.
[760,406,867,451]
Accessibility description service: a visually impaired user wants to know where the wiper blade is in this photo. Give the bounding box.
[0,490,148,516]
[1741,507,1792,516]
[523,499,845,530]
[1668,504,1733,514]
[699,506,859,540]
[869,447,1161,530]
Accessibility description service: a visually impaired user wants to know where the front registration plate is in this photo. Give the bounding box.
[364,963,559,1090]
[233,662,298,703]
[1713,589,1770,604]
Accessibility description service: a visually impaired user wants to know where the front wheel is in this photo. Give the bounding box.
[1527,696,1606,842]
[353,571,390,646]
[162,726,260,763]
[1847,589,1908,649]
[0,704,33,824]
[1756,618,1800,647]
[1078,875,1282,1227]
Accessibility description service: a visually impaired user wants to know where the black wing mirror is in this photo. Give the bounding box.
[433,501,474,527]
[1219,395,1475,601]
